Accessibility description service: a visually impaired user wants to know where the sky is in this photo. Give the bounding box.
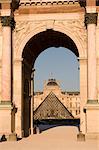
[34,47,80,92]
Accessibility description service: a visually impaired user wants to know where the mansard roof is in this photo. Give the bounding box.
[34,92,74,120]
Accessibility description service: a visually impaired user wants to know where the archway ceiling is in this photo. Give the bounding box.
[22,29,79,66]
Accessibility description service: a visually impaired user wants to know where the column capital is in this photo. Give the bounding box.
[85,13,98,27]
[1,16,15,29]
[79,0,86,7]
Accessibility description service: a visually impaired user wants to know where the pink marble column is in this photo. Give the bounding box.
[88,24,96,100]
[1,13,15,103]
[2,25,11,101]
[85,12,98,103]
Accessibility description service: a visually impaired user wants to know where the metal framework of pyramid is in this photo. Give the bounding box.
[34,92,74,120]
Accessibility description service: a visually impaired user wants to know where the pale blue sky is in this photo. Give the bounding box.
[34,47,79,92]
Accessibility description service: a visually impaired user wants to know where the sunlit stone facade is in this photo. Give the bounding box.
[0,0,99,139]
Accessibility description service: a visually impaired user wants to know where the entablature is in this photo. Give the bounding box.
[16,0,86,14]
[19,0,99,7]
[20,0,80,6]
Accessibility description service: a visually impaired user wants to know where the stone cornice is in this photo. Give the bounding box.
[0,101,13,110]
[19,0,99,6]
[14,58,23,64]
[20,0,80,6]
[84,102,99,110]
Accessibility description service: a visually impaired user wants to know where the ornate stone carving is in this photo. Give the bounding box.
[12,0,20,11]
[78,0,86,7]
[19,0,79,6]
[58,19,87,50]
[85,13,98,27]
[14,20,45,51]
[13,19,87,59]
[1,16,16,30]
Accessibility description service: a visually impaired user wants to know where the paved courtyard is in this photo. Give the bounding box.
[0,126,99,150]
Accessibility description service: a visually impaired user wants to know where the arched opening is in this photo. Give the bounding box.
[34,48,80,133]
[22,29,79,137]
[34,47,79,91]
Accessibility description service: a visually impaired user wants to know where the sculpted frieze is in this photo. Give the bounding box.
[54,19,87,49]
[14,21,45,39]
[13,20,46,54]
[14,19,87,57]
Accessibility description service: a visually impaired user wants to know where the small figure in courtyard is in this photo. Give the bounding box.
[1,134,7,142]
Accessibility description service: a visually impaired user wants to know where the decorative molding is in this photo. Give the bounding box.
[84,104,99,110]
[78,57,87,60]
[78,57,87,64]
[78,0,86,7]
[1,16,16,29]
[85,13,98,27]
[0,101,12,105]
[13,19,87,59]
[0,101,13,110]
[87,100,99,104]
[14,58,23,63]
[19,0,79,6]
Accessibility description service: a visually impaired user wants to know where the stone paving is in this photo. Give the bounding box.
[0,126,99,150]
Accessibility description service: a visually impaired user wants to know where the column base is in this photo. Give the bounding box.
[0,101,12,106]
[8,133,17,141]
[84,101,99,140]
[85,133,99,140]
[0,101,12,136]
[77,131,85,141]
[87,99,99,104]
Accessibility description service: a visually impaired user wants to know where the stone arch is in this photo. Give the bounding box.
[13,22,87,137]
[15,22,87,60]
